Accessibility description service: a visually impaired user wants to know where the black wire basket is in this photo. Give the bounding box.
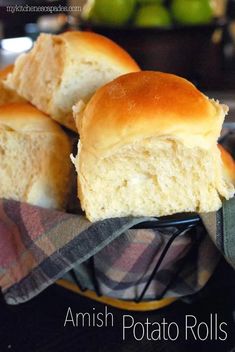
[67,213,205,304]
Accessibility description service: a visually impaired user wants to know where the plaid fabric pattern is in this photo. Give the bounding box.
[77,225,220,300]
[0,201,147,304]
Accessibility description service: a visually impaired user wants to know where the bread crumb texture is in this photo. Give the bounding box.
[76,138,234,221]
[0,103,72,209]
[5,32,140,131]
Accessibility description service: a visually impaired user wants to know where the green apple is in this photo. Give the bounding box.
[171,0,213,25]
[137,0,163,3]
[134,4,172,27]
[92,0,136,26]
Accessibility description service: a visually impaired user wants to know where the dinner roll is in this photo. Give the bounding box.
[73,71,234,222]
[0,103,71,209]
[0,65,25,106]
[219,144,235,184]
[5,31,140,131]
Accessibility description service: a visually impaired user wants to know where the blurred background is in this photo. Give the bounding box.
[0,3,235,351]
[0,0,235,113]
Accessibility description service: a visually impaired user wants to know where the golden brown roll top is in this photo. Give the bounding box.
[60,31,140,72]
[76,71,226,157]
[0,102,66,134]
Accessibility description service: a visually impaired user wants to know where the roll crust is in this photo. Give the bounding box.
[76,71,226,156]
[60,31,139,72]
[219,144,235,184]
[0,65,14,80]
[0,65,25,106]
[0,102,66,134]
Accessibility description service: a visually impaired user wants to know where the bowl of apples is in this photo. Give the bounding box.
[79,0,227,88]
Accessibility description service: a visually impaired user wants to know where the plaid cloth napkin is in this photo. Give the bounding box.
[0,200,221,304]
[202,198,235,269]
[0,130,234,305]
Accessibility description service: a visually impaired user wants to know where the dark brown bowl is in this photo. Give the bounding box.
[80,20,226,89]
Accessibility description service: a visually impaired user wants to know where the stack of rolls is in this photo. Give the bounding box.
[0,31,234,219]
[0,31,140,210]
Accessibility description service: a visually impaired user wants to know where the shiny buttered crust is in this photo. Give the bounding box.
[5,31,140,131]
[0,103,71,209]
[76,71,227,156]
